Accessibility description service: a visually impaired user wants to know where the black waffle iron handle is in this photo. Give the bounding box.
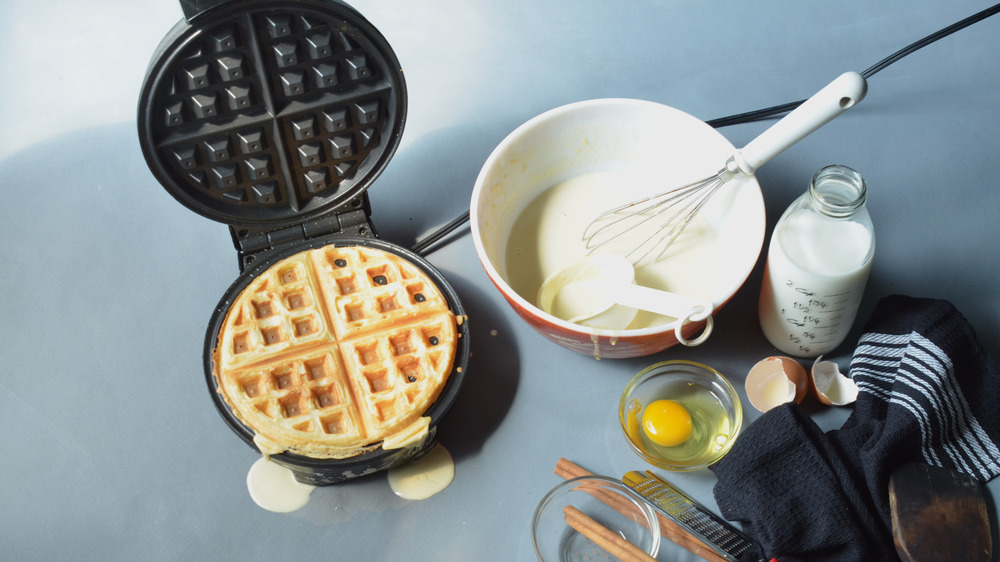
[179,0,230,21]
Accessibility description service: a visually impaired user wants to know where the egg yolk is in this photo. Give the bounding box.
[641,399,692,447]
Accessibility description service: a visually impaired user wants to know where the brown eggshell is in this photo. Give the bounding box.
[810,356,859,406]
[745,356,809,413]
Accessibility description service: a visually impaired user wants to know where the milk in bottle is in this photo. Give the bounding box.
[758,165,874,357]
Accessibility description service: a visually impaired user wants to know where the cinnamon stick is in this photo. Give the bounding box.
[555,458,729,562]
[564,505,658,562]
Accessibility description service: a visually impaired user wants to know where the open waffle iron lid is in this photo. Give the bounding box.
[137,0,406,264]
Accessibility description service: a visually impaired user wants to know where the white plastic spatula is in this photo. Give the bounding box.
[536,254,714,345]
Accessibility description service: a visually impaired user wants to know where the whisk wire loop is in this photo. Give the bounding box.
[582,169,731,263]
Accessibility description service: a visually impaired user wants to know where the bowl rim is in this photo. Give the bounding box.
[618,360,743,471]
[531,474,661,559]
[469,97,764,340]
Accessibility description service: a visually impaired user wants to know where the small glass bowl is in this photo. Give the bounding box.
[532,475,660,561]
[619,360,742,471]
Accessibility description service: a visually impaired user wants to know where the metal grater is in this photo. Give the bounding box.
[622,470,763,562]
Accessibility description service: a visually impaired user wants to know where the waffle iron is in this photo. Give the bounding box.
[137,0,470,485]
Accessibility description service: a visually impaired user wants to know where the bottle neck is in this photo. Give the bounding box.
[807,165,867,218]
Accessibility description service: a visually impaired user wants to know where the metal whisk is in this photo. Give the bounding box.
[583,71,868,264]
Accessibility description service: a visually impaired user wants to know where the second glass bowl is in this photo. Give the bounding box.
[532,475,660,561]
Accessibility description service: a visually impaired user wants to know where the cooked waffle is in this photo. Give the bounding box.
[213,245,459,459]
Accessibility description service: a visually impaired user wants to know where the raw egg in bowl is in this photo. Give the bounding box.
[619,360,742,471]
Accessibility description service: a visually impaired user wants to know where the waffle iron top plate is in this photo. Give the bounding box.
[137,0,406,229]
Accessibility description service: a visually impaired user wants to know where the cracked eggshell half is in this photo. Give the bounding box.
[745,356,809,413]
[811,357,859,406]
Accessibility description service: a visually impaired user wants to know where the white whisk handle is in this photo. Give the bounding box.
[733,71,868,175]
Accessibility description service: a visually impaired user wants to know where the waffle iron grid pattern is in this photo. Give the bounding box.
[141,3,402,223]
[622,470,760,562]
[216,246,457,457]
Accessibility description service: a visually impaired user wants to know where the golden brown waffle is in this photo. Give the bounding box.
[213,245,459,459]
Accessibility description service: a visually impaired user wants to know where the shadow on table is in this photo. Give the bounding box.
[435,273,521,463]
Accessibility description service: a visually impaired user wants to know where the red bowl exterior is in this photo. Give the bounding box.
[486,273,722,359]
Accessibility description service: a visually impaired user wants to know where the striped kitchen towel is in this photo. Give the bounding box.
[844,296,1000,482]
[711,295,1000,562]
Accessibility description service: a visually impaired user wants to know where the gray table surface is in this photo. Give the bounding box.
[3,0,999,560]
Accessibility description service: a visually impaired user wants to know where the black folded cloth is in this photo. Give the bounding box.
[711,295,1000,562]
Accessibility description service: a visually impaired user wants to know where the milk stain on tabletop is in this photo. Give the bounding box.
[247,458,317,513]
[387,444,455,500]
[246,444,456,512]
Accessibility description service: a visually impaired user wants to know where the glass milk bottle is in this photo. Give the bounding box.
[758,165,874,357]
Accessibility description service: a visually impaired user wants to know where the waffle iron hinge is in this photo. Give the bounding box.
[230,205,377,273]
